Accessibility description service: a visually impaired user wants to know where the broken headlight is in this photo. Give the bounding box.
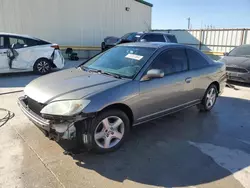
[40,99,90,116]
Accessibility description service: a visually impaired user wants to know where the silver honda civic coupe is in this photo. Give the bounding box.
[18,42,226,153]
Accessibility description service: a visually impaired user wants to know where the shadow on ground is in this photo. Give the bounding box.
[58,96,250,187]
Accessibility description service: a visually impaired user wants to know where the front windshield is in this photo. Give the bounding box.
[121,32,141,42]
[229,45,250,57]
[82,46,156,78]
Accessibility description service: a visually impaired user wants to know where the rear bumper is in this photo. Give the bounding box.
[227,71,250,83]
[218,72,227,95]
[18,96,77,140]
[53,50,65,69]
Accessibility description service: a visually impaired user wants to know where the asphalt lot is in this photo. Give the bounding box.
[0,60,250,188]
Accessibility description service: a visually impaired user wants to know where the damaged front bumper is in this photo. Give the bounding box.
[18,96,85,141]
[227,71,250,83]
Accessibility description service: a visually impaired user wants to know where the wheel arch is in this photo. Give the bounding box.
[33,57,56,70]
[99,103,134,126]
[209,81,220,93]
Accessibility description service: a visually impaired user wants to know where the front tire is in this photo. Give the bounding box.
[197,84,218,112]
[78,109,130,153]
[34,58,52,74]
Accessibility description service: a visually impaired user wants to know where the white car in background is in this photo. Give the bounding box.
[0,33,65,74]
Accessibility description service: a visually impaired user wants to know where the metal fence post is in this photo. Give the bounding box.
[240,28,246,45]
[199,29,203,50]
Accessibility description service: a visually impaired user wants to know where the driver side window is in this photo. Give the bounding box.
[149,49,188,75]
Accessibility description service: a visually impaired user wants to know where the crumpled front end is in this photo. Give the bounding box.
[17,96,84,141]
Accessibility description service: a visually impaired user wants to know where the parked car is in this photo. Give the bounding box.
[18,42,226,153]
[101,32,178,51]
[220,44,250,83]
[0,33,65,74]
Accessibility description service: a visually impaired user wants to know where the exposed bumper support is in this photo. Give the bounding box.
[18,96,83,140]
[18,96,50,130]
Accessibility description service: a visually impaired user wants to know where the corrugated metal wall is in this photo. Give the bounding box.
[153,29,250,53]
[0,0,151,47]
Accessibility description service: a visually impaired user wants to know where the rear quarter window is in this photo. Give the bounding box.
[186,49,209,70]
[166,35,178,43]
[25,38,50,46]
[142,34,166,42]
[8,36,50,48]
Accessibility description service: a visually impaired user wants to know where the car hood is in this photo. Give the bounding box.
[220,56,250,70]
[24,67,129,104]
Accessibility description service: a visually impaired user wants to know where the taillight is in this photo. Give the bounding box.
[51,44,60,50]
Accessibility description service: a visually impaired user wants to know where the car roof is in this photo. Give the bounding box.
[0,32,40,40]
[135,31,175,36]
[238,44,250,47]
[118,42,183,48]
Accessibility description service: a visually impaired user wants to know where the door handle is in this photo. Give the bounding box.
[0,51,7,54]
[185,77,192,83]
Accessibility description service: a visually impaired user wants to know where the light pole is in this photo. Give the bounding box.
[187,17,191,29]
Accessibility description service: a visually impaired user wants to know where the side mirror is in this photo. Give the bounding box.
[223,52,229,56]
[141,69,164,81]
[140,39,147,42]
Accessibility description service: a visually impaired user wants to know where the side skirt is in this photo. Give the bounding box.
[133,100,201,126]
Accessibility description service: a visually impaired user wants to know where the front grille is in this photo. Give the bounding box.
[226,67,248,73]
[27,97,45,115]
[228,76,245,81]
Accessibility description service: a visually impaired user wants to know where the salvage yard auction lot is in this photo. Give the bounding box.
[0,60,250,188]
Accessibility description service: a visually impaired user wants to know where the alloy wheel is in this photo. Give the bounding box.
[206,87,217,108]
[37,61,50,73]
[94,116,125,149]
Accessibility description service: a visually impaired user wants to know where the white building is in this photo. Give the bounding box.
[0,0,152,48]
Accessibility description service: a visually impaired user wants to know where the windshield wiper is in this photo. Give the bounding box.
[81,66,89,71]
[100,71,122,79]
[81,67,125,79]
[85,68,123,79]
[81,67,100,73]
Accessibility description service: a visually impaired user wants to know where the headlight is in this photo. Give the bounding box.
[40,100,90,116]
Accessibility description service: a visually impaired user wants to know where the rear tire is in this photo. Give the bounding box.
[34,58,52,75]
[197,84,218,112]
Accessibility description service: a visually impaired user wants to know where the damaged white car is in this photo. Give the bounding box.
[0,33,65,74]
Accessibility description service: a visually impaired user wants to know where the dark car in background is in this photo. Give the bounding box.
[101,32,178,51]
[220,44,250,83]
